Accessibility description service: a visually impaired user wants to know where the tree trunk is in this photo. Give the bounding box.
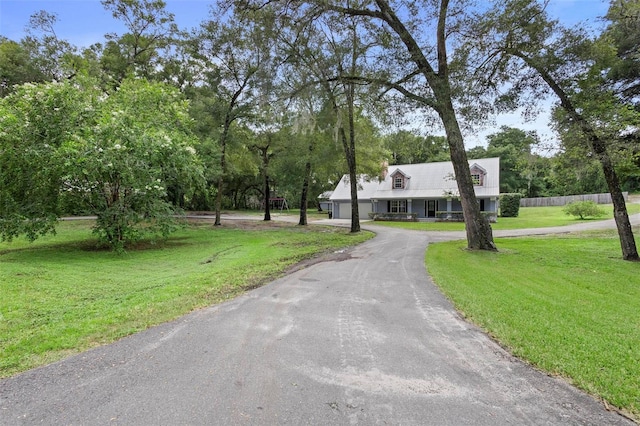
[337,123,360,233]
[346,82,360,233]
[514,51,639,260]
[264,174,271,221]
[590,135,638,260]
[327,85,360,232]
[437,88,496,251]
[299,161,311,226]
[299,141,313,226]
[258,141,272,221]
[348,164,360,232]
[214,126,229,226]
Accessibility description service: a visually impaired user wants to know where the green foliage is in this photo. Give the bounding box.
[384,130,449,164]
[61,78,204,249]
[0,80,91,241]
[563,200,606,220]
[603,0,640,105]
[22,10,79,81]
[100,0,176,83]
[485,126,548,197]
[0,38,47,97]
[499,193,522,217]
[545,130,609,196]
[0,77,204,250]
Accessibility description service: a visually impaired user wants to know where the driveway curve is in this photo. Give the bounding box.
[0,221,636,425]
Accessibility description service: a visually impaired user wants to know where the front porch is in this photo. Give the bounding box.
[369,198,498,222]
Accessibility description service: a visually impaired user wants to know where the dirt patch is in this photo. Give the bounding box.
[186,218,296,231]
[285,248,356,274]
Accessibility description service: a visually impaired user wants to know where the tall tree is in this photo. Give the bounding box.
[604,0,640,106]
[286,95,323,226]
[472,0,639,260]
[21,10,78,81]
[0,79,89,241]
[100,0,177,83]
[486,126,546,196]
[385,130,449,164]
[190,6,278,225]
[602,0,640,193]
[242,0,497,248]
[0,38,47,97]
[249,130,278,221]
[274,9,389,232]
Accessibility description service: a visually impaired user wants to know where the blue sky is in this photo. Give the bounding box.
[0,0,611,147]
[1,0,609,46]
[0,0,214,46]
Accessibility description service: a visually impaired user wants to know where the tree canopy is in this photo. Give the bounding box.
[2,0,639,258]
[0,77,203,249]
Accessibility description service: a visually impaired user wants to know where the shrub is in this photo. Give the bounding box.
[563,200,606,220]
[0,78,204,250]
[500,193,522,217]
[368,212,418,221]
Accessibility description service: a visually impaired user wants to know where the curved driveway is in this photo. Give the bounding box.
[1,219,637,425]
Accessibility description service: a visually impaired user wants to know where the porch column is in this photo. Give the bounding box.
[407,199,412,213]
[447,197,452,220]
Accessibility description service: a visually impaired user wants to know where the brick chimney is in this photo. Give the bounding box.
[381,160,389,181]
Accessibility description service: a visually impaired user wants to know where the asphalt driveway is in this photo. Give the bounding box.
[0,221,636,425]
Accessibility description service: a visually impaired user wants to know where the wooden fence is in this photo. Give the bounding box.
[520,192,628,207]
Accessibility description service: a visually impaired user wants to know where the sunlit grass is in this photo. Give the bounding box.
[426,229,640,420]
[0,219,372,378]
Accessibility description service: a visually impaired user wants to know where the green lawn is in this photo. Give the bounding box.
[426,229,640,420]
[0,219,372,378]
[371,202,640,231]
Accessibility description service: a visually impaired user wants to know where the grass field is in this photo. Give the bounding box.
[0,219,372,378]
[426,229,640,420]
[3,207,640,420]
[371,202,640,231]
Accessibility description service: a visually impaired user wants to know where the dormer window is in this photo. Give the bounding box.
[390,169,410,189]
[394,176,404,189]
[469,164,487,186]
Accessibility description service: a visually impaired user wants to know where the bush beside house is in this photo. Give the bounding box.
[500,193,522,217]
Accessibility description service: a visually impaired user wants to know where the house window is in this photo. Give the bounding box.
[471,174,481,185]
[390,200,407,213]
[394,176,404,189]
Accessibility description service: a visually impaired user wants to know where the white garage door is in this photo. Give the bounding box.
[335,201,372,220]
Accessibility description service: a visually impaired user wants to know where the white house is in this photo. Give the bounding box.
[329,157,500,221]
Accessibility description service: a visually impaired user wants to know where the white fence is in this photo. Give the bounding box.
[520,192,628,207]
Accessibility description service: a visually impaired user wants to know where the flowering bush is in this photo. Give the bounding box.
[0,77,204,250]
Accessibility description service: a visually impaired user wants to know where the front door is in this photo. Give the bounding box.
[427,200,436,218]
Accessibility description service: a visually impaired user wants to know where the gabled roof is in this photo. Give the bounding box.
[329,157,500,201]
[329,175,381,201]
[389,168,411,179]
[469,163,487,174]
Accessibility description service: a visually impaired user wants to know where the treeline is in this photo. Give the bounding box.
[1,0,638,257]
